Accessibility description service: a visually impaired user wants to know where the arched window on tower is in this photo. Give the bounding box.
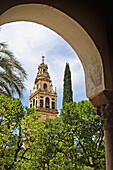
[43,83,47,90]
[33,99,35,107]
[45,97,49,109]
[40,100,43,108]
[52,102,55,109]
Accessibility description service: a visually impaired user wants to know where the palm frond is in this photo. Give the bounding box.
[0,42,27,97]
[0,81,13,97]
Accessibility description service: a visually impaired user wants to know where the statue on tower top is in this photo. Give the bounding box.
[42,56,45,64]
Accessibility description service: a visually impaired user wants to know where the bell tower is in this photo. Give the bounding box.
[29,56,58,121]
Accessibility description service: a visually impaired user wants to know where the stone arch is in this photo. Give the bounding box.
[40,99,43,108]
[45,97,50,109]
[43,83,47,90]
[52,101,55,110]
[0,3,105,99]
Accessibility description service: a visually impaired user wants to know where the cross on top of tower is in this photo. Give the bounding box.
[42,56,45,64]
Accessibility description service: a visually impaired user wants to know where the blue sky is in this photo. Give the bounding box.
[0,21,87,112]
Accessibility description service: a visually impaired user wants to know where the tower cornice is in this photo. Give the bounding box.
[35,77,51,84]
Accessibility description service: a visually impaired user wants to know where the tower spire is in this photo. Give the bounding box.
[42,56,45,64]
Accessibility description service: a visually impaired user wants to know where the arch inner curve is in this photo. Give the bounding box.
[0,3,105,98]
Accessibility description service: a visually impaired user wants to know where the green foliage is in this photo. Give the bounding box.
[0,95,39,170]
[63,63,73,107]
[60,101,106,170]
[22,101,105,170]
[0,95,105,169]
[22,118,77,169]
[0,42,27,97]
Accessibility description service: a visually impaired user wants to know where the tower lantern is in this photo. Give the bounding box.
[29,56,58,121]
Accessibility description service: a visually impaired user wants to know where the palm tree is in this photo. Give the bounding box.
[0,42,27,97]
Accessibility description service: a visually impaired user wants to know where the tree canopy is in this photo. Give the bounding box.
[0,95,105,169]
[0,95,39,169]
[60,101,105,169]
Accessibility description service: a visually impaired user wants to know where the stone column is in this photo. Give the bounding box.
[37,96,40,107]
[55,98,57,110]
[50,98,52,109]
[96,102,113,170]
[43,97,45,108]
